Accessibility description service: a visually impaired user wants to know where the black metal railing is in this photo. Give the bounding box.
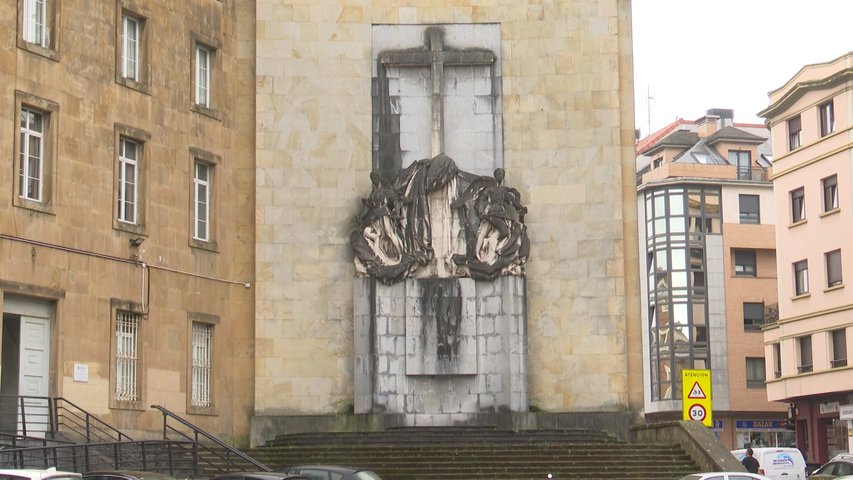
[0,396,265,477]
[737,166,770,182]
[0,439,200,475]
[0,395,131,446]
[152,405,269,476]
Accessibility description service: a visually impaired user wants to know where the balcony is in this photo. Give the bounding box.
[637,162,771,186]
[763,303,779,327]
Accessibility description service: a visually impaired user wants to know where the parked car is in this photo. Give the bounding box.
[809,455,853,479]
[209,472,310,480]
[0,468,81,480]
[279,466,383,480]
[82,471,181,480]
[678,474,773,480]
[731,447,808,479]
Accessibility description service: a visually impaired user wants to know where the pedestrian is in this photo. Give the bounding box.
[742,447,760,474]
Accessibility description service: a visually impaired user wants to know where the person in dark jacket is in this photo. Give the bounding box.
[742,447,760,473]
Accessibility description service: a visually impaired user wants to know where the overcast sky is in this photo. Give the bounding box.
[632,0,853,138]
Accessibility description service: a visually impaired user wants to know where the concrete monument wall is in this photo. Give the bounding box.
[253,1,641,433]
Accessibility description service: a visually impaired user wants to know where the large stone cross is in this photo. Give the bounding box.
[379,27,496,157]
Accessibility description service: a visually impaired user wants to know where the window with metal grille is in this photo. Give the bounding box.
[191,322,212,407]
[115,311,139,402]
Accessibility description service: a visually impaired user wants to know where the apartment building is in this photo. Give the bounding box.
[0,1,256,441]
[759,51,853,463]
[637,109,791,449]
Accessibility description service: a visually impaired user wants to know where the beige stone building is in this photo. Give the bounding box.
[1,0,641,447]
[252,0,642,444]
[636,109,791,450]
[0,0,256,443]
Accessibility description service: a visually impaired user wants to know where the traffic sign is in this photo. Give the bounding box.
[682,369,712,427]
[689,403,707,422]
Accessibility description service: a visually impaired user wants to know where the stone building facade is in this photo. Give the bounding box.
[0,0,256,443]
[252,1,642,444]
[1,0,641,447]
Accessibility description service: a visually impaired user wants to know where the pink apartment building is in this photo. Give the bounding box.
[760,51,853,464]
[636,109,790,450]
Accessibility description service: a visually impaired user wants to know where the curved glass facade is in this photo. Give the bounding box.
[644,185,721,400]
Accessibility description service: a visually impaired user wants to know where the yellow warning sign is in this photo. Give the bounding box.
[682,369,712,427]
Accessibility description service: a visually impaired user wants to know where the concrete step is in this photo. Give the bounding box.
[245,428,699,480]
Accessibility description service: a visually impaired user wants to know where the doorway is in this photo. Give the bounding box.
[1,296,52,437]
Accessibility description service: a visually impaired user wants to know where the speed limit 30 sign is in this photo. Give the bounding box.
[682,369,712,427]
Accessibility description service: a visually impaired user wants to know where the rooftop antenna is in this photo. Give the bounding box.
[646,85,655,136]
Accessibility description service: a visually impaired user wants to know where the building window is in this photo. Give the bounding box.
[195,45,210,107]
[189,148,220,250]
[19,107,44,202]
[121,15,139,80]
[191,33,221,119]
[831,329,847,368]
[746,357,766,388]
[819,100,835,137]
[14,92,58,213]
[114,311,139,402]
[194,162,210,241]
[743,302,765,331]
[113,124,150,234]
[117,137,139,225]
[653,157,662,169]
[797,335,813,373]
[773,343,782,379]
[823,175,839,212]
[19,0,59,58]
[115,2,150,91]
[739,194,760,224]
[729,150,752,180]
[788,115,801,150]
[22,0,48,47]
[790,187,805,223]
[826,249,842,288]
[794,260,809,296]
[191,322,213,408]
[735,250,757,277]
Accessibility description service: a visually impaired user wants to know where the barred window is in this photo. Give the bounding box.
[191,322,212,407]
[115,311,139,402]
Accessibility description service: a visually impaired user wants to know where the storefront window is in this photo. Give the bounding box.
[735,420,797,448]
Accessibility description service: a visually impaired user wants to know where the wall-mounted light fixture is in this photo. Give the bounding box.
[129,237,145,248]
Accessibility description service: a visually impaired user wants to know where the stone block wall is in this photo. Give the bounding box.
[255,0,641,419]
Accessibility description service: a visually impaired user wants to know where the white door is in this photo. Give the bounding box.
[18,315,50,437]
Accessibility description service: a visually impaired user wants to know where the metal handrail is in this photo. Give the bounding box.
[151,405,270,473]
[0,439,197,474]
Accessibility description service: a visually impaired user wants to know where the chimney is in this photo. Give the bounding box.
[696,108,735,137]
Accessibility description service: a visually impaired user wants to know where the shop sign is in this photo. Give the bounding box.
[736,420,787,431]
[840,404,853,420]
[820,401,840,414]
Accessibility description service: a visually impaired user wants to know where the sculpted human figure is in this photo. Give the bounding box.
[451,168,529,280]
[351,156,529,283]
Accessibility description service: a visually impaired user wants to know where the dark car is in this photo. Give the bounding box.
[279,466,382,480]
[82,471,183,480]
[210,472,310,480]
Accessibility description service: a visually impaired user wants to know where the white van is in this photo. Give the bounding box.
[731,448,807,480]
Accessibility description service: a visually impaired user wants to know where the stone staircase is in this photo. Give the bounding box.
[246,427,700,480]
